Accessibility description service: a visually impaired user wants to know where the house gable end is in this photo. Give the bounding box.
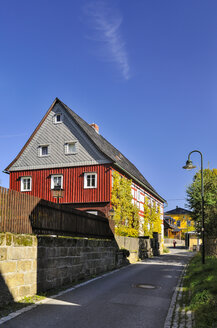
[8,101,111,171]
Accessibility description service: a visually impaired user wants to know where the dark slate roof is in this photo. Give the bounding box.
[58,99,165,202]
[165,206,192,215]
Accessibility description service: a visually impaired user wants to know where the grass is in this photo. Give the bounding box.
[163,246,170,253]
[182,253,217,328]
[0,295,46,319]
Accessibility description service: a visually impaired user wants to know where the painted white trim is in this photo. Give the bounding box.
[65,141,78,155]
[86,211,98,215]
[51,174,63,190]
[20,176,32,192]
[53,112,63,124]
[84,172,97,189]
[38,145,49,157]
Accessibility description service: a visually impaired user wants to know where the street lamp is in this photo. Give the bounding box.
[183,150,205,264]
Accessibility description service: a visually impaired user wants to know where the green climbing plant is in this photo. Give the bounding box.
[143,198,162,238]
[111,171,140,237]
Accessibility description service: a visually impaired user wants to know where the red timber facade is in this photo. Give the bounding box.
[5,98,165,225]
[10,164,112,216]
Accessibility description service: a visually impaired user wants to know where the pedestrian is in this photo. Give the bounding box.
[173,240,176,248]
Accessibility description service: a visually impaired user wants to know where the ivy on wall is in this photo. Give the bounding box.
[111,171,140,237]
[143,197,162,238]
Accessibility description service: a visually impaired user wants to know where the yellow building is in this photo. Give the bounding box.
[165,206,194,239]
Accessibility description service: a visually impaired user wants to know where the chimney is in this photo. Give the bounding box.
[90,123,99,134]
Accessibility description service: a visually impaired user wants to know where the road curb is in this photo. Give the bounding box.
[164,253,194,328]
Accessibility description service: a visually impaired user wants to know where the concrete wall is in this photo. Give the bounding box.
[164,238,185,247]
[0,233,128,306]
[0,233,37,305]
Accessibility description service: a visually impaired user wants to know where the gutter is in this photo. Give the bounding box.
[113,163,166,204]
[2,170,9,175]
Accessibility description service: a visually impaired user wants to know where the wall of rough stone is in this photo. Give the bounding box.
[0,233,128,306]
[115,235,154,262]
[0,233,37,305]
[37,236,127,292]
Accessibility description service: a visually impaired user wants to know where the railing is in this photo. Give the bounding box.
[0,187,114,239]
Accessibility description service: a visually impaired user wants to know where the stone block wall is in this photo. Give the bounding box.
[37,237,126,292]
[115,235,154,263]
[0,233,37,304]
[0,233,129,306]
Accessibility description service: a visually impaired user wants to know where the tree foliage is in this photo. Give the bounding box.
[111,171,140,237]
[186,169,217,237]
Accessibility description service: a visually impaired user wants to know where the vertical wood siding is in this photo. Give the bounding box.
[10,164,111,204]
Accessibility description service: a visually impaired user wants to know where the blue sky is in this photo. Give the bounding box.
[1,0,217,210]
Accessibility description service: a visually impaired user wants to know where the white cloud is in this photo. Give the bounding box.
[83,1,130,80]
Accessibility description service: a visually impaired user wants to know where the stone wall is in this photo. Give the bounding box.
[37,236,127,292]
[115,235,155,263]
[0,233,37,305]
[0,233,128,307]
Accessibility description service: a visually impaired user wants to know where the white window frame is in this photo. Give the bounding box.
[54,113,63,124]
[138,190,140,201]
[86,211,98,216]
[21,177,32,192]
[84,172,97,189]
[39,145,49,157]
[51,174,63,190]
[65,141,77,155]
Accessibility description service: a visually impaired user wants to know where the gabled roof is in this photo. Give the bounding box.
[5,98,165,203]
[165,206,192,215]
[163,216,181,232]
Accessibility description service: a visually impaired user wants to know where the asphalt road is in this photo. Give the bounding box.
[2,248,192,328]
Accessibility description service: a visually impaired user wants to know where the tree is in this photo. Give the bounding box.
[111,171,140,237]
[186,168,217,237]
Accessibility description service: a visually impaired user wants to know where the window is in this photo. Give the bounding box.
[39,145,49,157]
[177,220,181,227]
[86,211,98,216]
[84,172,97,188]
[51,175,63,190]
[138,190,140,201]
[65,141,77,155]
[21,177,32,191]
[54,113,62,124]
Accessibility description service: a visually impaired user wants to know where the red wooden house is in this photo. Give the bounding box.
[5,98,165,221]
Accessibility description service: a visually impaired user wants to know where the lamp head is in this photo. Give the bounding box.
[182,159,196,170]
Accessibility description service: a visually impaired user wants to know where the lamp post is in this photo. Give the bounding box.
[183,150,205,264]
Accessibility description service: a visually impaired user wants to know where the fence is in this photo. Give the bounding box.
[0,187,114,239]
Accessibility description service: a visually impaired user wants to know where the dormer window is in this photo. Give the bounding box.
[39,145,49,157]
[54,113,62,124]
[65,141,77,155]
